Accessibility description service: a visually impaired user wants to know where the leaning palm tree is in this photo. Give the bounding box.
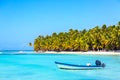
[29,42,32,46]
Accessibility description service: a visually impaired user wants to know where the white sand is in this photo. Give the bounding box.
[43,51,120,55]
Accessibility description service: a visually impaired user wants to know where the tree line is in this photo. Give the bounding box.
[34,22,120,52]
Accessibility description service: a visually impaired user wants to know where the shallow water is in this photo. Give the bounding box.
[0,51,120,80]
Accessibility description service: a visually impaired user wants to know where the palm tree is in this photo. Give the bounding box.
[33,21,120,52]
[29,42,32,46]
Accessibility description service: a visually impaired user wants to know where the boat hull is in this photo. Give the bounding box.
[55,61,104,70]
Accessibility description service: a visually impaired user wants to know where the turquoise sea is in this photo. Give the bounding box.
[0,50,120,80]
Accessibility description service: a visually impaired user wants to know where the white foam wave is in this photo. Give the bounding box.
[17,51,36,54]
[0,52,2,54]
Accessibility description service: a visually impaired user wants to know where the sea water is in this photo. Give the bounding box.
[0,51,120,80]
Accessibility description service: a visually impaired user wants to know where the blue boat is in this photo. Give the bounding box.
[55,60,105,70]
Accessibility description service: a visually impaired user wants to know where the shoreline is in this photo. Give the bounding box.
[43,51,120,55]
[1,50,120,55]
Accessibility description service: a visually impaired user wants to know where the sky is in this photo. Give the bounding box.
[0,0,120,50]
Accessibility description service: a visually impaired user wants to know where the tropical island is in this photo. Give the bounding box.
[33,22,120,54]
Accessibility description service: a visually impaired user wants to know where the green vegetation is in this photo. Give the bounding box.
[34,21,120,52]
[29,42,32,46]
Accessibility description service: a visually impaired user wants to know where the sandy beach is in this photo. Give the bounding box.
[43,51,120,55]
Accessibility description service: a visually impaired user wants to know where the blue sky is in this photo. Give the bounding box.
[0,0,120,50]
